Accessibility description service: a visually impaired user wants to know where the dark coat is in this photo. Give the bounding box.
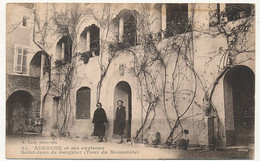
[113,106,126,135]
[92,108,108,136]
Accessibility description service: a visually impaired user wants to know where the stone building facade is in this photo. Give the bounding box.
[6,3,43,134]
[6,3,255,148]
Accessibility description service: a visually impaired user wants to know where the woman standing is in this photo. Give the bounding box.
[92,102,108,142]
[113,100,126,143]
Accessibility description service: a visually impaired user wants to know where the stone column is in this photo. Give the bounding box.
[219,4,227,23]
[161,4,167,31]
[86,31,90,51]
[40,53,45,118]
[61,42,65,59]
[119,17,124,43]
[193,4,211,30]
[42,95,59,137]
[150,4,162,34]
[219,3,226,13]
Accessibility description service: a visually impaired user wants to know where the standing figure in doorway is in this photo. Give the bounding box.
[92,102,108,142]
[113,100,126,144]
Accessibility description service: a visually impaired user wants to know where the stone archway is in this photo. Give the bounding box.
[6,90,33,135]
[224,65,255,146]
[29,51,42,77]
[114,81,132,138]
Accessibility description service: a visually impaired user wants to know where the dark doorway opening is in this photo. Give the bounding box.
[6,90,33,135]
[114,81,132,138]
[224,66,255,145]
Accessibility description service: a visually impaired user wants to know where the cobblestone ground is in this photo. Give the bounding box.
[5,135,254,159]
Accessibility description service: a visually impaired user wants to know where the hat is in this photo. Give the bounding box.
[117,100,123,104]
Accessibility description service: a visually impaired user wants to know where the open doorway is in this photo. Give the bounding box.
[114,81,132,138]
[224,66,255,145]
[6,90,33,135]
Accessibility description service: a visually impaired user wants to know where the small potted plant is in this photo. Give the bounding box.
[91,47,100,56]
[176,129,190,150]
[163,28,173,38]
[55,59,66,68]
[157,30,162,40]
[78,51,92,64]
[50,122,59,137]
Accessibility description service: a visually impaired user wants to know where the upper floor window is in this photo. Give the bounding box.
[22,16,28,27]
[56,36,72,63]
[122,13,137,46]
[225,4,253,21]
[80,24,100,56]
[14,46,28,74]
[116,10,137,47]
[165,4,190,37]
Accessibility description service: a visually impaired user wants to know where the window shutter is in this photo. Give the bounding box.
[16,47,23,73]
[22,49,27,74]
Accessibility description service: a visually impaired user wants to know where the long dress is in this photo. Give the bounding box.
[113,106,126,135]
[92,108,108,136]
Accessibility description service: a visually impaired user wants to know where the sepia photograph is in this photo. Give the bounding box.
[5,2,256,159]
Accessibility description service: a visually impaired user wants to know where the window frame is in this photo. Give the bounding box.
[56,36,72,64]
[122,13,137,46]
[76,87,91,120]
[80,24,100,56]
[22,16,27,27]
[13,45,29,75]
[117,12,138,47]
[21,16,30,28]
[164,3,190,37]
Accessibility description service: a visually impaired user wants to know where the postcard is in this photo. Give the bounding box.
[6,2,255,159]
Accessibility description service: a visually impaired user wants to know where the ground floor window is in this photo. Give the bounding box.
[76,87,91,119]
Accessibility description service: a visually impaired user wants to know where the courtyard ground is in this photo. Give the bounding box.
[5,135,254,159]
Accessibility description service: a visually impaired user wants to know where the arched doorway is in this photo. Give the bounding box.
[6,90,33,135]
[224,66,255,145]
[114,81,132,138]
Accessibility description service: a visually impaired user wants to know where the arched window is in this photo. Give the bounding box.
[56,35,72,63]
[122,13,137,46]
[113,10,137,47]
[80,24,100,56]
[76,87,91,119]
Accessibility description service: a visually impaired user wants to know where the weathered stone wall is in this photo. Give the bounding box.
[7,75,41,118]
[6,75,41,134]
[24,3,255,147]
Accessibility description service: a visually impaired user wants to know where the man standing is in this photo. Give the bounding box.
[92,102,108,142]
[113,100,126,143]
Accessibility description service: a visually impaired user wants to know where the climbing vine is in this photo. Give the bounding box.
[31,3,255,144]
